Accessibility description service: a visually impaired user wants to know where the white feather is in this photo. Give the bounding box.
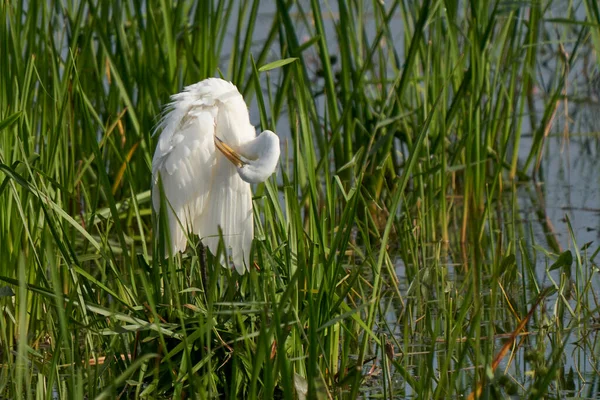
[152,78,259,272]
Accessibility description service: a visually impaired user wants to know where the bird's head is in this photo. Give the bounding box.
[215,130,280,184]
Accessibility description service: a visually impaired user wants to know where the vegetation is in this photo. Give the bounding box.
[1,0,599,398]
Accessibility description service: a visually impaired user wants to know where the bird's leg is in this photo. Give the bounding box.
[197,241,208,292]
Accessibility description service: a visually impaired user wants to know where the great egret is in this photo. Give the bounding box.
[151,78,280,273]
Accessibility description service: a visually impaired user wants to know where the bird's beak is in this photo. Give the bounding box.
[214,136,245,168]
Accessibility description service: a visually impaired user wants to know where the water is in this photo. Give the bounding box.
[202,1,600,397]
[261,2,600,397]
[243,1,600,256]
[247,2,600,264]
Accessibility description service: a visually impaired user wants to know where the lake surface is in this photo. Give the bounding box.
[237,2,600,398]
[241,1,599,256]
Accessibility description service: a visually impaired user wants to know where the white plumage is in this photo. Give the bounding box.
[151,78,280,273]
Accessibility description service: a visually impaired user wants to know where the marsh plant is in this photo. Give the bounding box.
[1,0,599,399]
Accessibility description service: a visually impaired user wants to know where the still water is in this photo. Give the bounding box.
[237,1,600,398]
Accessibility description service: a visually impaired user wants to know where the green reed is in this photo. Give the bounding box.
[1,0,599,398]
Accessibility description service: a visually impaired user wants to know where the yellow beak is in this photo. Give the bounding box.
[214,136,245,168]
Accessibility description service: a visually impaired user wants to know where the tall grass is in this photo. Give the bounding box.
[1,0,599,398]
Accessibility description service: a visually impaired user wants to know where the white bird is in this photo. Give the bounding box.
[151,78,280,273]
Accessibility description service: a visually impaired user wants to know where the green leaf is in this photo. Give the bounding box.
[500,254,516,271]
[0,111,21,132]
[549,250,573,272]
[258,57,298,72]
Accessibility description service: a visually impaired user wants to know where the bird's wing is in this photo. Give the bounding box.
[198,156,253,274]
[152,108,216,255]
